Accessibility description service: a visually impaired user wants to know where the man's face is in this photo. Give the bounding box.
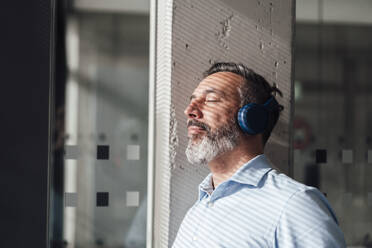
[184,72,243,164]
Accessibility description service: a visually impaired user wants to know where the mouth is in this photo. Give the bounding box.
[188,126,206,135]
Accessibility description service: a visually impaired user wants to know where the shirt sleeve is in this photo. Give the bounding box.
[274,187,346,248]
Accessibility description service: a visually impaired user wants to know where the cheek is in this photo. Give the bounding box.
[203,107,236,129]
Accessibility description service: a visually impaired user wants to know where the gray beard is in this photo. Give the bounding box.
[185,119,240,165]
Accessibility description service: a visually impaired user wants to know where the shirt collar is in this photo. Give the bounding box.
[198,173,213,200]
[198,154,273,201]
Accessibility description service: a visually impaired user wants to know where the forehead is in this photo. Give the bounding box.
[194,71,243,97]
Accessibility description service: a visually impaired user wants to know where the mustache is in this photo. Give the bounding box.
[187,119,211,132]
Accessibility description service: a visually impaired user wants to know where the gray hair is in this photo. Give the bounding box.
[203,62,283,145]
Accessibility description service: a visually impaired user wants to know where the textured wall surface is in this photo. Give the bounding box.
[153,0,294,246]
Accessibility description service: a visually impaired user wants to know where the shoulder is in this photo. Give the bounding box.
[266,169,308,190]
[255,156,312,198]
[261,169,317,205]
[264,169,337,222]
[265,171,346,247]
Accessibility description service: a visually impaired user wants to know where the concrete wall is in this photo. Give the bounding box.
[153,0,294,246]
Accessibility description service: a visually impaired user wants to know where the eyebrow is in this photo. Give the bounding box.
[189,88,226,101]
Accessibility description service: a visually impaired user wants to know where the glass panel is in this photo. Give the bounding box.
[49,1,150,247]
[295,0,372,246]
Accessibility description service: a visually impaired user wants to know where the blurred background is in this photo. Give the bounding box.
[294,0,372,246]
[48,0,372,247]
[50,1,150,247]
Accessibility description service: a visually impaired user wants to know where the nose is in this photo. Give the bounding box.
[184,100,202,119]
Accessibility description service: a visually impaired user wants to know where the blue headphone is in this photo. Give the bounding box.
[237,96,280,135]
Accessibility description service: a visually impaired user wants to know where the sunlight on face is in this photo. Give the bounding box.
[184,72,244,164]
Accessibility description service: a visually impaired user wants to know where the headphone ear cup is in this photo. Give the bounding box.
[238,104,269,135]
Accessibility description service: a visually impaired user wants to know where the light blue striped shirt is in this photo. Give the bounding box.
[172,154,346,247]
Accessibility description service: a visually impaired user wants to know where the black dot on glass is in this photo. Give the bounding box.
[315,149,327,164]
[130,134,139,141]
[95,238,104,246]
[98,133,106,142]
[96,238,105,247]
[366,136,372,145]
[96,192,109,207]
[97,145,109,160]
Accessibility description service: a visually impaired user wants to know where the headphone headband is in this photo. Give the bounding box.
[263,96,280,111]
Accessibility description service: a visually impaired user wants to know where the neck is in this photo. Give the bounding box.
[208,135,264,189]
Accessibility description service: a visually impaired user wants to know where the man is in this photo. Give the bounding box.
[172,62,346,247]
